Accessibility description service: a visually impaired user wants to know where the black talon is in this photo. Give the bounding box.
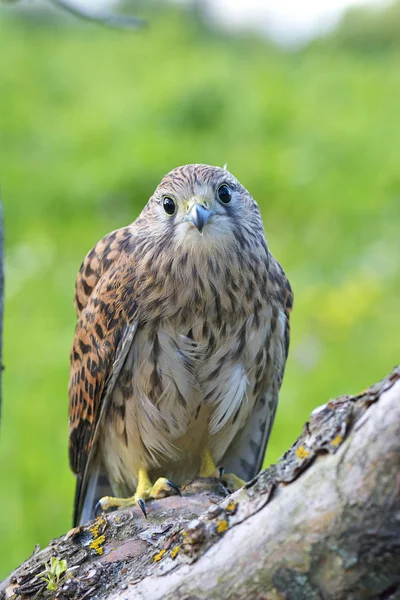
[218,466,224,479]
[94,500,103,517]
[137,498,147,518]
[167,480,182,497]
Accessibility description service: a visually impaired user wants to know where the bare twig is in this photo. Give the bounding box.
[49,0,145,29]
[0,0,146,30]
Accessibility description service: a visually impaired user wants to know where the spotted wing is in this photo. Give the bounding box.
[69,227,138,525]
[221,269,293,481]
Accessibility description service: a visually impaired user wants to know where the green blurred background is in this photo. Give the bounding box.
[1,0,399,579]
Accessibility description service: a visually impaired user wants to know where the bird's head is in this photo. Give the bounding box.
[142,164,265,256]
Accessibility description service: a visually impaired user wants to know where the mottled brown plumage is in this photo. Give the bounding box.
[69,164,293,525]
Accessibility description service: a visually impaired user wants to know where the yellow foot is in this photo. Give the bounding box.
[199,448,245,492]
[219,470,245,492]
[96,469,181,518]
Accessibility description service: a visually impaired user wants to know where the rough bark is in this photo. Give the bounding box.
[1,368,399,600]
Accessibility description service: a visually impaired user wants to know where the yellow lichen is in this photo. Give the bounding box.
[296,445,310,460]
[89,534,106,555]
[331,434,343,447]
[89,516,106,555]
[170,546,180,559]
[153,549,166,562]
[225,501,237,514]
[216,519,229,534]
[89,515,105,538]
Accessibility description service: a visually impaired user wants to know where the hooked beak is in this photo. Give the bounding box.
[187,202,213,233]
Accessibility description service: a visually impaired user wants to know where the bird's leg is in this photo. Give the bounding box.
[199,448,246,491]
[219,470,246,492]
[97,467,181,517]
[199,447,219,478]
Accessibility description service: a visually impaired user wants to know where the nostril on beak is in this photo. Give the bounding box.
[189,204,212,233]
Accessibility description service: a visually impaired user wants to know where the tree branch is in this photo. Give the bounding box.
[49,0,145,30]
[2,368,399,600]
[0,0,145,30]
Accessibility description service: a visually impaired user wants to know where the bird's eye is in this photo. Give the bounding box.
[217,184,232,204]
[163,196,176,216]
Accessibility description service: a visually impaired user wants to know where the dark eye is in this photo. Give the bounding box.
[163,196,176,216]
[217,184,232,204]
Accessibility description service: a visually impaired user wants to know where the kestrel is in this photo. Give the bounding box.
[69,164,293,526]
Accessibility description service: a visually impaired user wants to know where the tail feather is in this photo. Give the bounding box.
[73,467,112,526]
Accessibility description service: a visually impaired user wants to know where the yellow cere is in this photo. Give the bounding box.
[296,445,310,460]
[331,435,343,447]
[216,519,229,534]
[170,546,180,559]
[153,549,166,562]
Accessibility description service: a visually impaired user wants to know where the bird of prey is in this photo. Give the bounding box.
[68,164,293,526]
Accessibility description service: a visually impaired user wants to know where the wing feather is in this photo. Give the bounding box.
[68,226,138,525]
